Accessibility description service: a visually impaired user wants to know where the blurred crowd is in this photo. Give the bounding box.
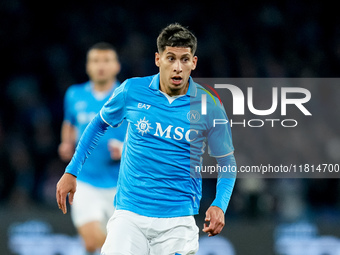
[0,0,339,222]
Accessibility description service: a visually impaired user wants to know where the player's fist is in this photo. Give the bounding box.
[108,139,124,160]
[56,173,77,214]
[58,142,75,162]
[202,206,225,237]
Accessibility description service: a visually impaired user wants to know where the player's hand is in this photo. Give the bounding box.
[202,206,225,237]
[56,173,77,214]
[58,142,75,162]
[108,139,124,160]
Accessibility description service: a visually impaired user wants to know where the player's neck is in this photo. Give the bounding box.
[92,79,116,92]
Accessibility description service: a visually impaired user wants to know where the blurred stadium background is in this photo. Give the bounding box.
[1,0,340,254]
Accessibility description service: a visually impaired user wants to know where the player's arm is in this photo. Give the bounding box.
[59,86,77,162]
[203,153,236,237]
[56,80,128,214]
[56,114,109,214]
[203,97,236,236]
[58,121,76,162]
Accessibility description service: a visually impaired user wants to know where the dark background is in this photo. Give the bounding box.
[1,0,340,254]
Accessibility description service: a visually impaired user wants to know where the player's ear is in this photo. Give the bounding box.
[191,56,198,70]
[114,52,121,75]
[115,61,121,75]
[155,52,160,67]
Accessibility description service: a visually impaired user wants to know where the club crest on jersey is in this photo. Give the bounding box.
[187,110,200,123]
[135,117,153,135]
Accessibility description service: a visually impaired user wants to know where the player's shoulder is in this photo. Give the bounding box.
[65,81,91,97]
[124,74,156,86]
[192,79,227,118]
[121,74,157,93]
[193,81,220,106]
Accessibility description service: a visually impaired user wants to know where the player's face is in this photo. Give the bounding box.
[86,49,120,84]
[155,46,197,96]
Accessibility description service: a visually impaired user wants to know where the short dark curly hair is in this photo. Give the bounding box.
[157,23,197,55]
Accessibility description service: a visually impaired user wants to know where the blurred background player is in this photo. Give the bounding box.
[58,42,127,254]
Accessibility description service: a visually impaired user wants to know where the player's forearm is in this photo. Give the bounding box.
[211,154,237,213]
[65,114,109,177]
[60,121,76,144]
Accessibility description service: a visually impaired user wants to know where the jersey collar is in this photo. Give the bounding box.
[149,73,197,97]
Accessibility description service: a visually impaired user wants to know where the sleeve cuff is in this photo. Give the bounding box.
[211,200,227,213]
[65,165,78,177]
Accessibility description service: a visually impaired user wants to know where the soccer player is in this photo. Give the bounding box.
[58,42,127,254]
[57,24,236,255]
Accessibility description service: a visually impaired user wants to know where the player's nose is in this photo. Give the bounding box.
[173,60,182,73]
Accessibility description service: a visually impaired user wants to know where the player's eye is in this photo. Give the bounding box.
[182,58,189,62]
[168,56,175,61]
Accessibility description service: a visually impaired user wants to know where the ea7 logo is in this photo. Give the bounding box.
[138,103,151,109]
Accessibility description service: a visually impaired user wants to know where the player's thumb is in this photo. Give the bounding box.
[205,211,211,221]
[68,191,75,205]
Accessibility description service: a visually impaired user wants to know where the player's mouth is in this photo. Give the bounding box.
[171,76,183,85]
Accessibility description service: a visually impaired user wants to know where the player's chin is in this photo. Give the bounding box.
[170,80,185,89]
[169,85,185,93]
[93,77,110,84]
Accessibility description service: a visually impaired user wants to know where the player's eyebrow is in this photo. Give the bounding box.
[166,52,176,56]
[180,53,191,58]
[166,52,191,58]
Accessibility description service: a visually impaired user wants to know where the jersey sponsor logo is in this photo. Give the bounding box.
[75,101,87,111]
[135,117,198,142]
[138,103,151,109]
[135,117,153,135]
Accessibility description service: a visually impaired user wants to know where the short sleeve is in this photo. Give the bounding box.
[64,87,76,125]
[100,80,127,127]
[207,103,234,157]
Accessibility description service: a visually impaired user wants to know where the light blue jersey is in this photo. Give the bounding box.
[99,74,234,217]
[64,81,127,188]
